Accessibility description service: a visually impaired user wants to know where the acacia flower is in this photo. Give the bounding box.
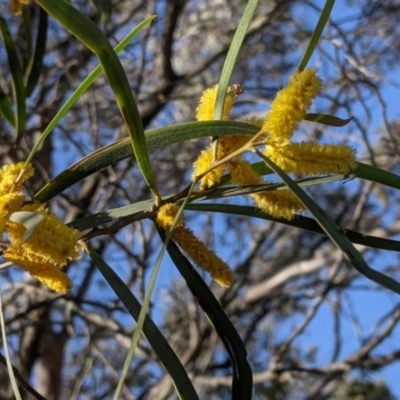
[195,84,237,121]
[227,160,305,220]
[0,162,81,293]
[192,85,248,190]
[0,192,26,235]
[265,142,357,176]
[0,162,33,235]
[156,203,233,286]
[0,162,34,195]
[192,134,250,190]
[262,69,323,144]
[4,202,81,294]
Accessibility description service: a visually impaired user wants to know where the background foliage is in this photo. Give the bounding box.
[1,0,400,399]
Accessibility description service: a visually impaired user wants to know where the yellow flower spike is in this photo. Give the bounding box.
[218,135,250,156]
[0,192,27,235]
[6,202,82,265]
[196,85,237,121]
[0,162,34,195]
[4,202,81,293]
[262,69,323,144]
[251,191,306,220]
[227,160,263,186]
[156,203,183,229]
[9,0,30,15]
[265,142,357,176]
[192,135,252,190]
[227,161,304,220]
[192,145,226,189]
[4,247,72,294]
[173,226,234,287]
[156,203,234,287]
[192,84,247,189]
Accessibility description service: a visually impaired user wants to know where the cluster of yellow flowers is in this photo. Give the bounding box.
[156,68,356,287]
[0,163,81,293]
[192,68,356,220]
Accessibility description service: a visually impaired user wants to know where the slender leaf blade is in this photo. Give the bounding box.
[36,0,159,198]
[257,150,400,295]
[34,121,259,202]
[354,162,400,190]
[0,16,26,143]
[25,9,48,97]
[25,15,155,166]
[304,113,352,127]
[0,287,22,400]
[297,0,335,71]
[214,0,259,120]
[186,203,400,253]
[0,84,15,127]
[86,246,199,400]
[159,229,253,400]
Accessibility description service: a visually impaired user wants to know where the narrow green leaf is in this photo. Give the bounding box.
[88,0,112,24]
[0,286,22,400]
[68,199,153,231]
[251,160,400,192]
[0,16,26,143]
[21,8,33,75]
[34,121,259,202]
[159,229,253,400]
[214,0,259,120]
[68,173,345,231]
[9,211,44,242]
[297,0,335,72]
[0,84,15,127]
[36,0,159,198]
[99,0,112,24]
[113,185,196,400]
[354,162,400,191]
[186,203,400,253]
[257,150,400,295]
[86,246,199,400]
[212,0,259,159]
[25,9,48,97]
[304,113,352,127]
[25,15,155,167]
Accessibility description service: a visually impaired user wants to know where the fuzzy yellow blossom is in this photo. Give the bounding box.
[155,203,183,229]
[0,162,33,235]
[4,202,81,289]
[172,227,234,286]
[192,85,247,189]
[0,162,80,293]
[227,161,305,220]
[192,146,226,189]
[252,191,306,220]
[0,162,34,195]
[156,203,233,286]
[262,69,323,144]
[192,134,251,189]
[0,192,26,235]
[219,135,250,155]
[4,246,73,293]
[9,0,30,15]
[7,202,81,263]
[265,142,357,176]
[196,85,237,122]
